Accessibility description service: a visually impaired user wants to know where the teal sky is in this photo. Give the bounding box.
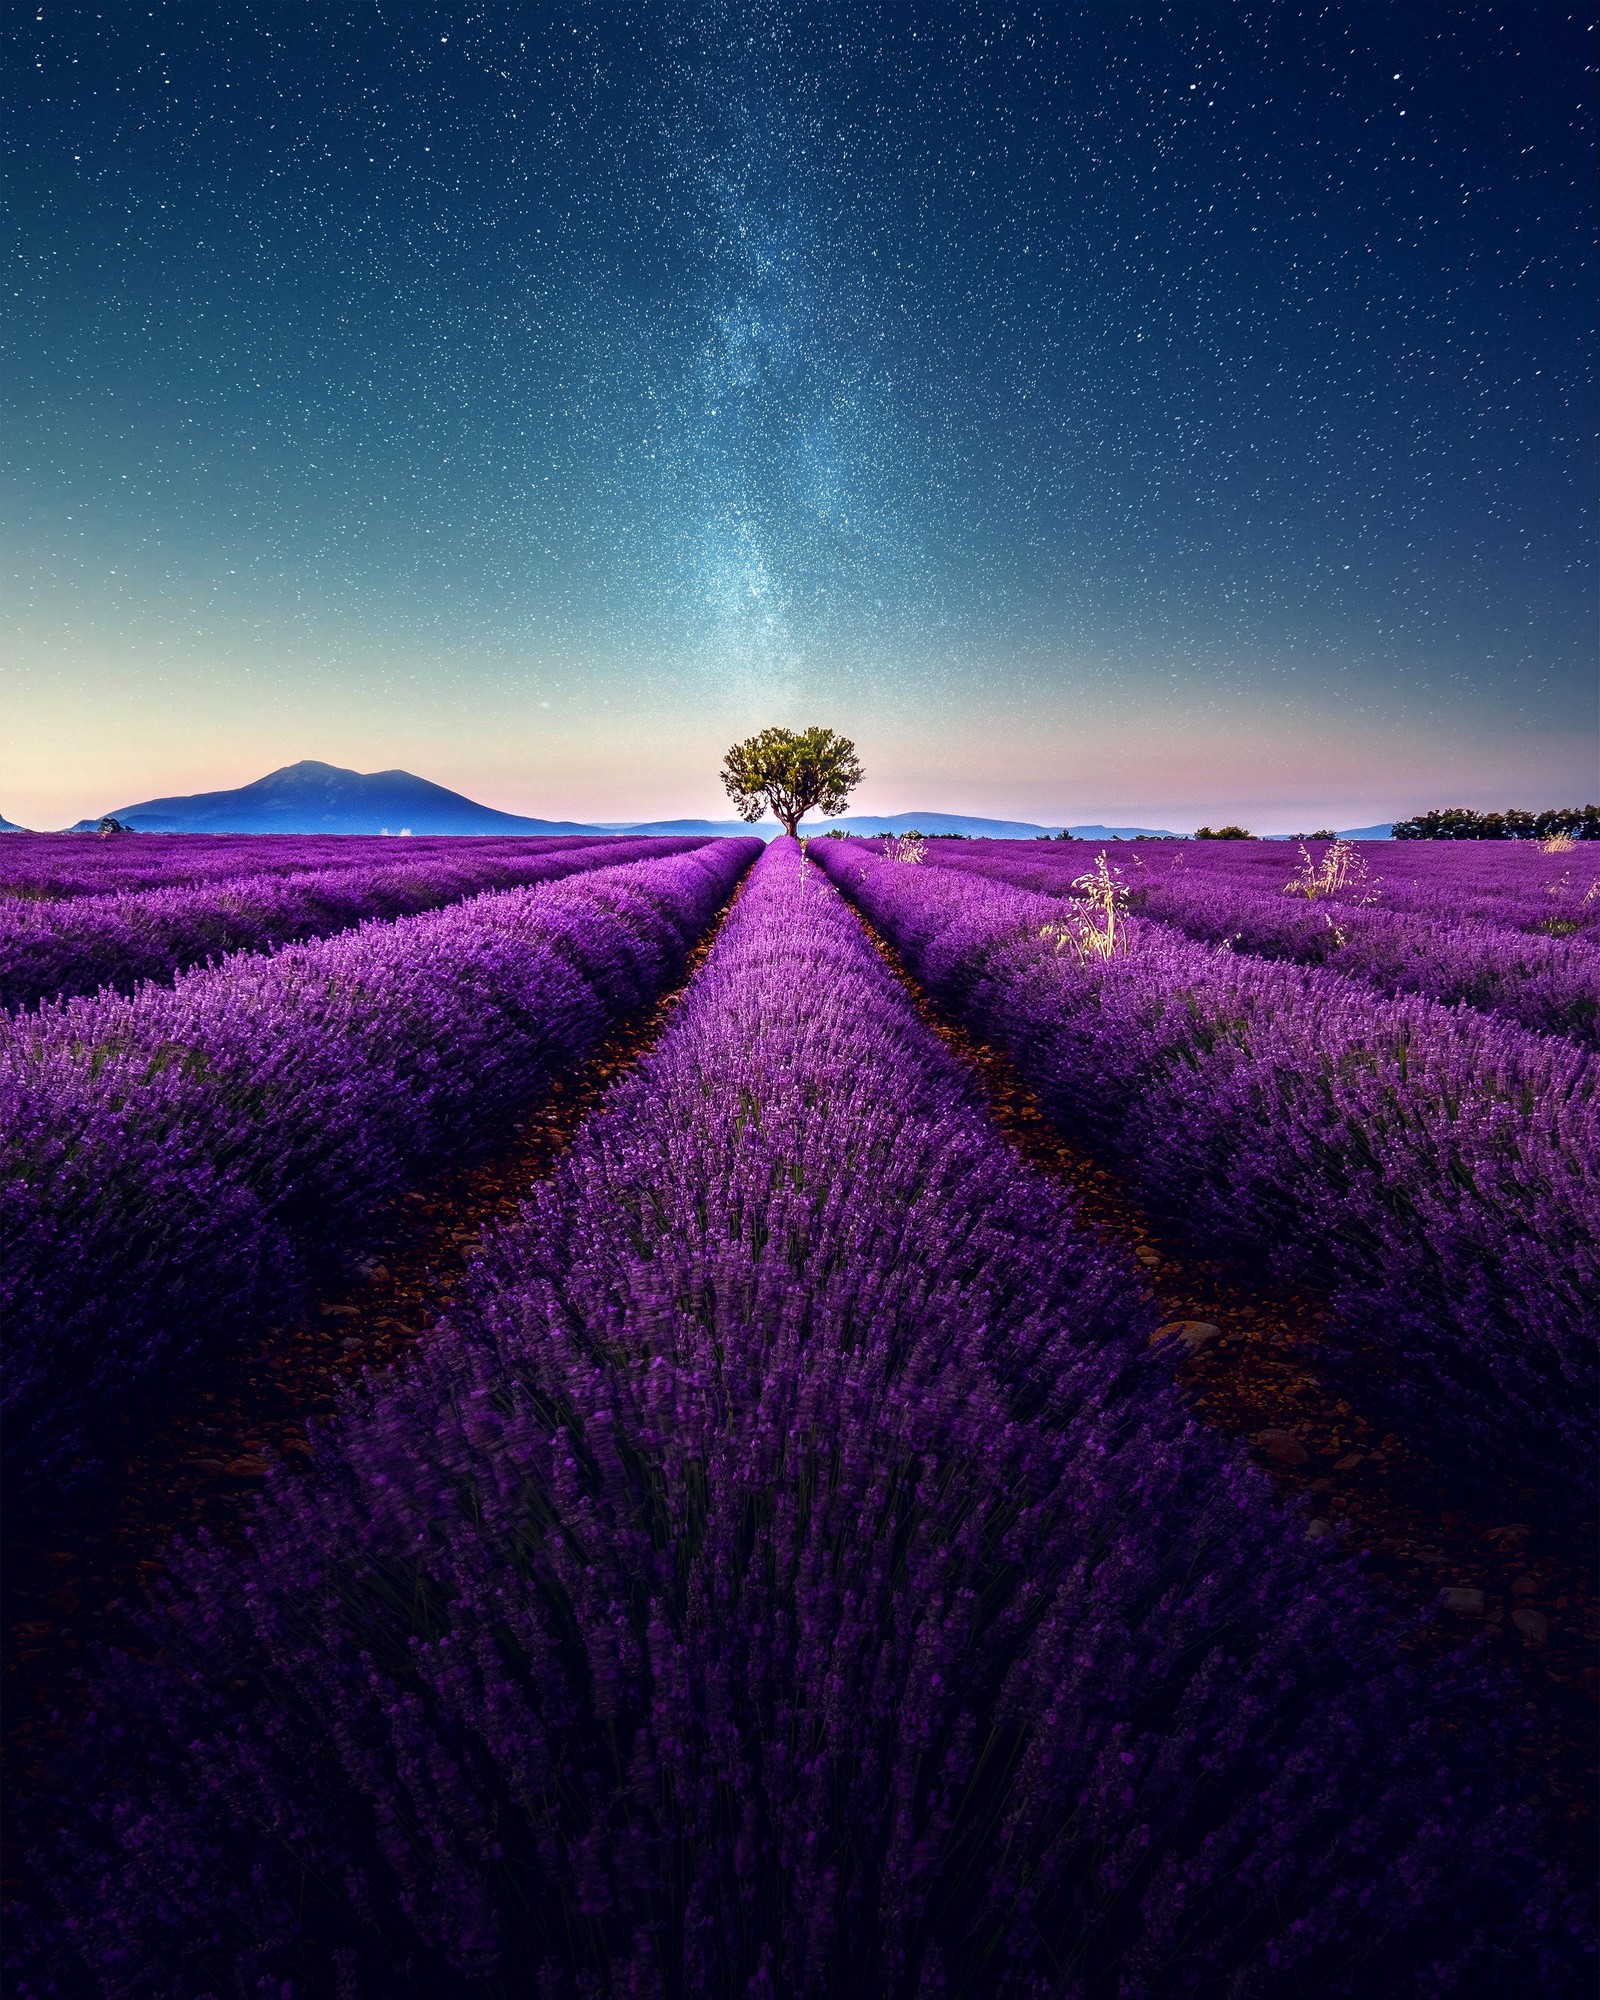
[5,1,1595,832]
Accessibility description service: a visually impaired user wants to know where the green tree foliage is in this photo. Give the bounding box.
[721,726,864,839]
[1193,824,1255,840]
[1391,805,1600,840]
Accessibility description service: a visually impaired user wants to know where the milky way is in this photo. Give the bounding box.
[4,2,1595,826]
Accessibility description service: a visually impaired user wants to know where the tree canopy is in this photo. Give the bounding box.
[721,726,863,840]
[1391,804,1600,840]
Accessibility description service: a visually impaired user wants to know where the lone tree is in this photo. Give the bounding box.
[721,725,863,840]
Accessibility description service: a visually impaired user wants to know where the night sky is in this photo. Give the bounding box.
[5,2,1595,831]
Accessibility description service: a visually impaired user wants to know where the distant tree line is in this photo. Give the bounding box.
[1392,805,1600,841]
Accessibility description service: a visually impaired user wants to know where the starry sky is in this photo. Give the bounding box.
[4,1,1595,831]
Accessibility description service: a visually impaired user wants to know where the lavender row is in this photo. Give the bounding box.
[812,841,1599,1510]
[921,837,1600,939]
[0,840,759,1489]
[912,844,1600,1044]
[16,841,1574,1998]
[1187,839,1599,937]
[1129,872,1600,1044]
[0,835,707,1011]
[0,830,605,901]
[1073,835,1595,903]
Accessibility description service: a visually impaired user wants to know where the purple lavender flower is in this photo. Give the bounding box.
[0,830,611,903]
[910,840,1600,1043]
[15,842,1579,1997]
[0,840,758,1488]
[811,839,1599,1508]
[0,836,711,1011]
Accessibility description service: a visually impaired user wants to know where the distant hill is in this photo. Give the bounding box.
[1262,825,1395,842]
[596,817,778,838]
[613,812,1183,841]
[61,771,1182,840]
[1055,821,1184,842]
[811,811,1070,839]
[0,810,24,832]
[608,812,1184,844]
[71,761,602,836]
[59,761,1200,841]
[810,812,1181,840]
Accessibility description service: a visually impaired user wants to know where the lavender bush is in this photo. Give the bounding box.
[811,840,1599,1510]
[15,841,1577,1998]
[0,840,758,1488]
[0,831,607,901]
[941,839,1600,942]
[1128,873,1600,1043]
[0,837,709,1011]
[912,846,1600,1044]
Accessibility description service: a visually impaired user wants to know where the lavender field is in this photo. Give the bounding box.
[3,832,1595,1997]
[0,834,696,1010]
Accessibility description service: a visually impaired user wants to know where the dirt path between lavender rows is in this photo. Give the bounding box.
[1,893,742,1888]
[842,896,1598,1869]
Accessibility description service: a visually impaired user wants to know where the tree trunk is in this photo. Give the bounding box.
[780,813,801,839]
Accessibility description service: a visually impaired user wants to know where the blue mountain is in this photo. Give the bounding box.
[807,811,1074,839]
[596,817,776,838]
[62,768,1184,841]
[811,811,1069,839]
[1263,825,1395,841]
[611,812,1181,841]
[1053,822,1184,842]
[63,760,1202,842]
[71,761,601,836]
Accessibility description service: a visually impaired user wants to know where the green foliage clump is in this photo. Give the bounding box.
[721,726,863,839]
[1391,805,1600,841]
